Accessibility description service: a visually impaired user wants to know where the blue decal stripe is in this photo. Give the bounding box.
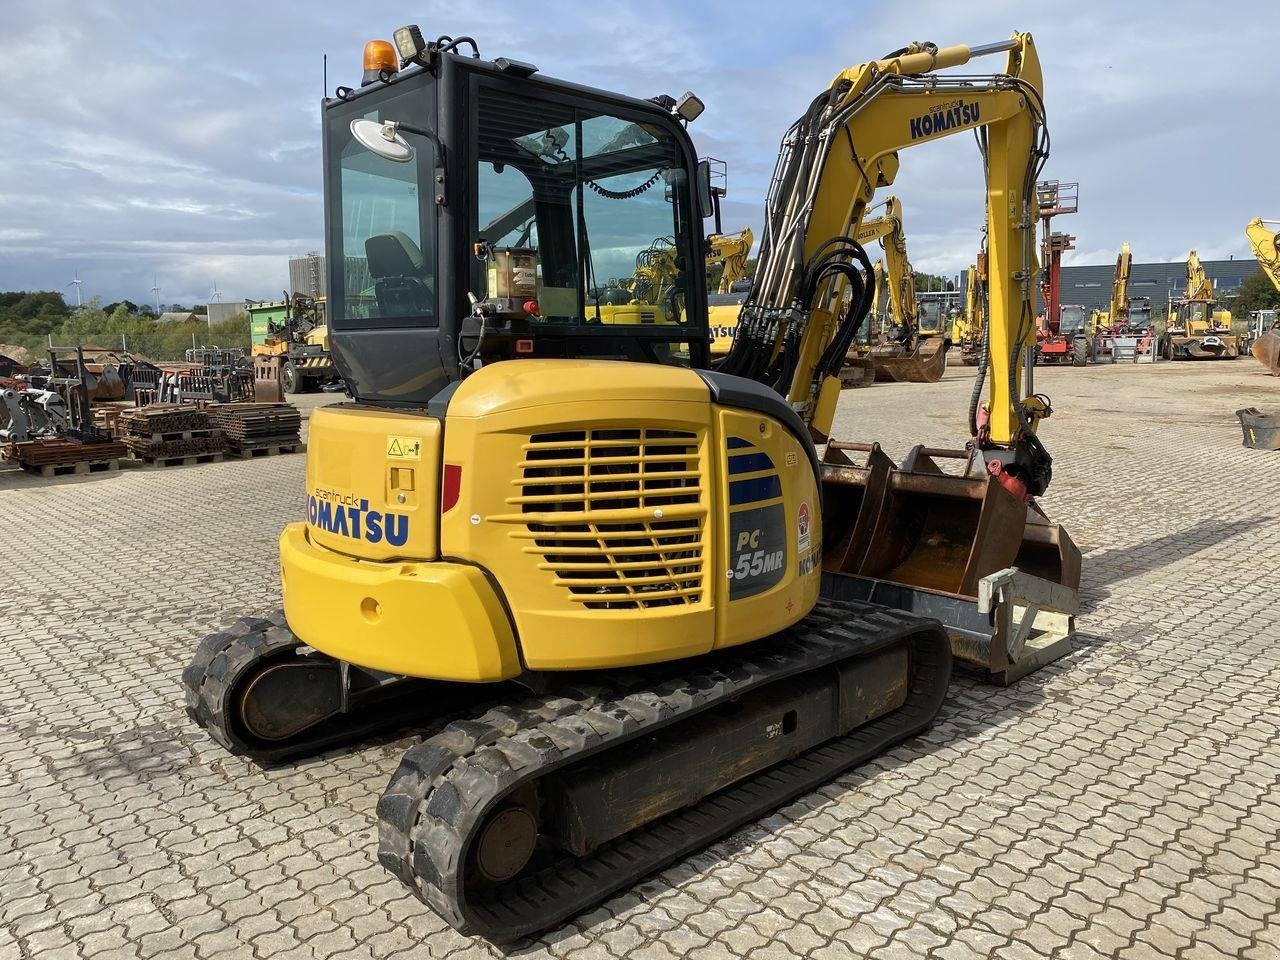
[729,452,774,474]
[729,474,782,505]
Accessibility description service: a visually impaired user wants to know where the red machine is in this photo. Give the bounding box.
[1034,181,1086,364]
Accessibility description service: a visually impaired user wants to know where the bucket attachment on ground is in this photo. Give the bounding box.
[1237,408,1280,450]
[1252,331,1280,376]
[254,355,286,403]
[869,337,947,383]
[819,442,1081,684]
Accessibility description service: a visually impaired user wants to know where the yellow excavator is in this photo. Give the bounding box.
[185,28,1078,942]
[707,227,754,356]
[954,249,987,365]
[1162,250,1238,359]
[1246,218,1280,375]
[855,197,947,382]
[1089,242,1154,359]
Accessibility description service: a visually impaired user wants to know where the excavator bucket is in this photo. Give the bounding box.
[869,337,948,383]
[1252,330,1280,376]
[819,443,1081,684]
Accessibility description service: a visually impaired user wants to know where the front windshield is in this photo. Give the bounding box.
[1179,302,1210,324]
[476,87,695,340]
[1059,305,1086,333]
[1127,304,1152,328]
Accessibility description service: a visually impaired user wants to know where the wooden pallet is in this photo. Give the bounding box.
[136,427,220,443]
[225,438,303,459]
[132,451,226,468]
[4,438,130,473]
[22,458,121,478]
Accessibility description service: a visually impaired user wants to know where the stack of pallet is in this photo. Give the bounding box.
[208,403,302,457]
[120,404,226,466]
[2,437,129,477]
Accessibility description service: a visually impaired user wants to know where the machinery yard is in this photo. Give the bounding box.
[3,360,1277,960]
[4,7,1280,958]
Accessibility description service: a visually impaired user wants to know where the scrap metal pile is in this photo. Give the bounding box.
[4,436,129,473]
[119,405,227,462]
[1,347,129,472]
[207,402,302,455]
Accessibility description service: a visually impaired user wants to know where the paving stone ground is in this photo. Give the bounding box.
[2,359,1279,960]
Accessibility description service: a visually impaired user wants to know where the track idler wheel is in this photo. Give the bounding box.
[183,612,342,760]
[184,611,511,764]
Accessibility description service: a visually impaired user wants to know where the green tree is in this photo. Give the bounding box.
[1226,268,1280,321]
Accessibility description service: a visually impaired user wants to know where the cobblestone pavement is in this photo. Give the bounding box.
[3,361,1279,960]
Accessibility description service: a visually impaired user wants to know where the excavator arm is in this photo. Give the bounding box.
[1246,219,1280,293]
[1246,219,1280,374]
[1185,250,1214,301]
[1110,241,1131,321]
[706,227,755,294]
[854,197,919,340]
[721,34,1050,492]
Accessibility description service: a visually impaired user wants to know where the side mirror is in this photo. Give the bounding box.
[696,160,715,220]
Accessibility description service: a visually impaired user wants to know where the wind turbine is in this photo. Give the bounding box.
[207,281,221,329]
[151,275,162,314]
[66,269,84,308]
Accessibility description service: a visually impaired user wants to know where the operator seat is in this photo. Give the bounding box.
[366,231,433,319]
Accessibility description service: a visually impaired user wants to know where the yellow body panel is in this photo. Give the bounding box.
[441,362,717,669]
[284,359,819,678]
[711,407,822,648]
[303,404,439,561]
[279,523,521,681]
[708,302,742,356]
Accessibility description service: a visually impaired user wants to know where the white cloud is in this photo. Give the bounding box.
[0,0,1273,304]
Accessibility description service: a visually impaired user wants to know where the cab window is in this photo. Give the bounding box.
[475,87,695,339]
[326,86,436,327]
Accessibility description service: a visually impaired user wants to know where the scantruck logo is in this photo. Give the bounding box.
[307,488,408,546]
[909,100,981,140]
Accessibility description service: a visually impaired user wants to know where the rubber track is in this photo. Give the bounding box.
[182,610,467,764]
[183,611,298,759]
[376,599,951,942]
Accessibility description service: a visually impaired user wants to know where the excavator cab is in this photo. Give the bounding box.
[323,54,711,403]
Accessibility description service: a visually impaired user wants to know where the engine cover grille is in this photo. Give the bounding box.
[510,428,707,609]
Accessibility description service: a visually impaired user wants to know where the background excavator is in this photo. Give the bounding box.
[706,226,754,357]
[1163,250,1238,359]
[953,244,988,366]
[856,196,948,383]
[184,28,1079,942]
[1090,242,1154,360]
[1246,218,1280,375]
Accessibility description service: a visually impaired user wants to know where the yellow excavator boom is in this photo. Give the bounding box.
[722,34,1048,479]
[1246,219,1280,293]
[1246,218,1280,374]
[854,197,919,336]
[1185,250,1215,302]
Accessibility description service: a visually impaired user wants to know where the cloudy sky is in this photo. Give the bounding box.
[1,0,1274,306]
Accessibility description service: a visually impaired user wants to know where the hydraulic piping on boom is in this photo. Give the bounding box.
[720,35,1055,498]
